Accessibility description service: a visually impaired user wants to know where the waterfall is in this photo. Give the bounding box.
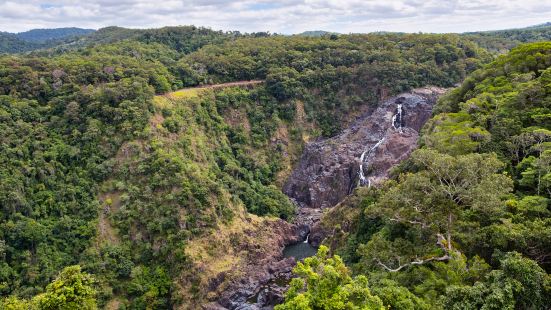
[303,234,309,243]
[358,102,404,188]
[392,103,403,132]
[358,137,385,187]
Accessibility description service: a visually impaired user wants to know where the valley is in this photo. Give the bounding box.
[154,80,449,309]
[217,86,448,310]
[0,22,550,310]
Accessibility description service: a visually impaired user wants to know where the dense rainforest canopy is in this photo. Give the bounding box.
[0,24,550,309]
[307,42,551,309]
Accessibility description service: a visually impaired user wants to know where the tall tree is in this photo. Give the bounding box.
[33,265,97,310]
[275,246,384,310]
[361,149,512,272]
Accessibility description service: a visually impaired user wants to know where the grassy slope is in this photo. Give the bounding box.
[95,84,315,307]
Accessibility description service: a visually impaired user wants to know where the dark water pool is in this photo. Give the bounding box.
[246,239,317,305]
[283,239,317,261]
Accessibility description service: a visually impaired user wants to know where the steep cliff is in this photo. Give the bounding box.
[283,87,446,210]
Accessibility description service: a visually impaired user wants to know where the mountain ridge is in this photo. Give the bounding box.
[16,27,95,43]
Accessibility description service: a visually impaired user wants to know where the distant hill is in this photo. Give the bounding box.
[0,32,39,53]
[79,26,140,43]
[0,27,95,53]
[16,27,95,43]
[297,30,339,37]
[0,25,245,55]
[463,22,551,52]
[525,22,551,29]
[47,26,241,54]
[1,22,550,55]
[464,21,551,36]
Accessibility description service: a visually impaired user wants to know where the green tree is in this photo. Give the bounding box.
[361,149,512,272]
[1,266,97,310]
[421,112,490,155]
[370,279,430,310]
[443,252,551,310]
[266,67,302,101]
[1,296,32,310]
[275,246,384,310]
[33,265,97,310]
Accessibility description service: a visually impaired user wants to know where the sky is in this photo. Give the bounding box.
[0,0,550,34]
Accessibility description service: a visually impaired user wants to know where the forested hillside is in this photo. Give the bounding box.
[0,32,40,54]
[464,24,551,52]
[16,28,95,43]
[305,42,551,309]
[0,27,493,308]
[1,21,551,309]
[0,28,94,54]
[2,22,550,55]
[0,26,253,55]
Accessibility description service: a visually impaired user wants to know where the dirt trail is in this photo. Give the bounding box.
[167,80,264,95]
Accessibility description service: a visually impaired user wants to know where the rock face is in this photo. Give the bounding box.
[283,87,446,210]
[214,257,295,310]
[203,219,306,310]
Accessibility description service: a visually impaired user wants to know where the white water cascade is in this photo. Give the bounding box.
[358,102,405,188]
[303,234,309,243]
[358,137,385,187]
[392,103,403,132]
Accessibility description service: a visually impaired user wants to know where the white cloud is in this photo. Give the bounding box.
[0,0,549,33]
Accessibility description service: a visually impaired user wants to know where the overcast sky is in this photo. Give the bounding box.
[1,0,550,34]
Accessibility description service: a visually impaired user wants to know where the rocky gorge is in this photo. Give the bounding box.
[284,87,446,210]
[206,87,447,309]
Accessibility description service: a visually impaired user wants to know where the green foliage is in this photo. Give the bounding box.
[0,296,32,310]
[2,23,549,309]
[421,112,490,155]
[1,265,97,310]
[425,43,551,265]
[0,32,41,53]
[370,279,429,310]
[33,266,97,310]
[0,42,167,305]
[444,252,551,309]
[136,26,237,54]
[463,24,551,53]
[275,246,385,310]
[322,42,551,309]
[266,67,303,101]
[0,28,94,54]
[188,33,488,136]
[127,266,172,309]
[358,149,512,274]
[16,28,95,44]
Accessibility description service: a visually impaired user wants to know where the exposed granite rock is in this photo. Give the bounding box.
[308,221,329,248]
[203,219,302,310]
[283,87,446,210]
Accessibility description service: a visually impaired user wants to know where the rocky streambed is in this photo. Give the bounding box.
[206,87,446,310]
